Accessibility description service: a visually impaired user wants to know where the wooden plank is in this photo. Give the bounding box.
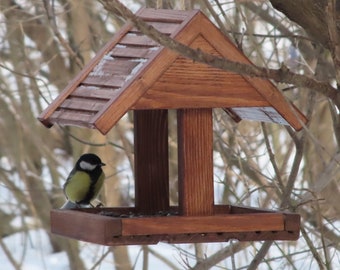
[111,46,160,59]
[106,230,299,245]
[134,110,170,214]
[72,86,120,100]
[82,74,125,88]
[60,97,107,112]
[131,21,181,35]
[51,209,122,245]
[177,109,214,216]
[137,8,198,22]
[63,205,295,216]
[121,214,285,236]
[228,107,290,125]
[119,33,160,47]
[284,213,300,232]
[92,58,140,76]
[165,230,299,243]
[50,110,96,124]
[133,86,269,110]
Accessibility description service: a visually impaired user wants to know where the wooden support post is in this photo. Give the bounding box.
[177,109,214,216]
[134,110,169,214]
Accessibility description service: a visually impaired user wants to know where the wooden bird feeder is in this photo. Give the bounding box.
[38,8,306,245]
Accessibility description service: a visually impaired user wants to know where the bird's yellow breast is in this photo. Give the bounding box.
[64,171,92,203]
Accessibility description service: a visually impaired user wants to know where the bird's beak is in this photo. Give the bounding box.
[101,162,106,166]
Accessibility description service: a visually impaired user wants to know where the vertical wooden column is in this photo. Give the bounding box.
[177,108,214,216]
[134,110,169,214]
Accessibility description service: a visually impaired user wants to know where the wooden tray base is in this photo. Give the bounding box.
[50,205,300,245]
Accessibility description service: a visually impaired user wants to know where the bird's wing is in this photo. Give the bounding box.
[64,171,92,203]
[92,172,105,198]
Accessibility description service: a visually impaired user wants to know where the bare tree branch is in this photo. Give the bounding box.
[98,0,340,108]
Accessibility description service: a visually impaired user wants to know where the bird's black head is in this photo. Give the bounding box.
[76,153,105,172]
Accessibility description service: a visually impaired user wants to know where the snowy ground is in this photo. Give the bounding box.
[1,228,188,269]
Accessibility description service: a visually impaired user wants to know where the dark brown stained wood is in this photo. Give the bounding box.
[121,214,284,236]
[50,207,299,245]
[51,209,122,244]
[177,109,214,216]
[284,213,300,231]
[134,110,169,214]
[105,230,299,245]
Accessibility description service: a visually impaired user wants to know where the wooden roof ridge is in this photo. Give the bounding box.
[38,8,307,134]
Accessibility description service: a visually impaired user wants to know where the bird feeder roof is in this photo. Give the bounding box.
[38,8,307,134]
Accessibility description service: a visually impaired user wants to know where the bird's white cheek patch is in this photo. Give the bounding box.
[80,161,97,171]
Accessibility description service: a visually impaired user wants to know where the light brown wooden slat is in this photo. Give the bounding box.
[230,107,290,125]
[59,97,107,112]
[72,86,120,100]
[137,8,197,22]
[92,58,139,76]
[121,214,285,236]
[131,21,180,35]
[119,33,159,47]
[49,110,96,127]
[82,74,125,88]
[133,96,269,110]
[110,46,160,59]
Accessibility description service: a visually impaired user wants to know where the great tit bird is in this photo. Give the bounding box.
[61,153,105,209]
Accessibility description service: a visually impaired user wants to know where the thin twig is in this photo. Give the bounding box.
[261,123,285,195]
[300,226,326,269]
[98,0,339,107]
[42,0,84,69]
